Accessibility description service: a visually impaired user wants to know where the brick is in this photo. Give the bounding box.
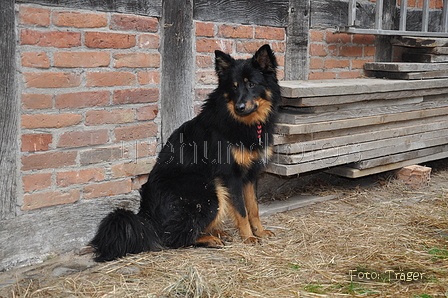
[133,142,157,158]
[326,31,351,44]
[19,6,50,26]
[114,122,158,142]
[364,46,376,57]
[86,71,136,87]
[22,151,77,171]
[271,42,286,53]
[22,94,52,110]
[339,46,363,57]
[21,134,52,152]
[80,147,128,165]
[136,105,158,121]
[137,71,160,85]
[85,32,136,49]
[113,88,159,104]
[52,11,108,28]
[56,168,105,187]
[308,71,336,80]
[236,41,266,54]
[112,159,155,178]
[255,26,285,40]
[396,165,431,188]
[337,71,362,79]
[113,53,160,68]
[196,71,218,85]
[196,39,233,53]
[309,57,324,69]
[55,91,110,109]
[196,22,214,37]
[132,174,149,190]
[353,34,375,45]
[22,189,80,210]
[352,58,374,69]
[277,69,285,81]
[57,129,109,148]
[22,113,82,129]
[310,30,324,42]
[20,29,81,48]
[110,14,158,32]
[324,59,350,69]
[328,45,338,56]
[195,88,213,101]
[85,109,134,125]
[83,179,132,199]
[22,52,50,68]
[54,51,110,68]
[218,25,253,38]
[22,173,52,192]
[138,34,160,49]
[24,72,81,88]
[196,55,213,68]
[309,44,327,57]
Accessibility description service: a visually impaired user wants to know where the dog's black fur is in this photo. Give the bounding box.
[91,44,281,262]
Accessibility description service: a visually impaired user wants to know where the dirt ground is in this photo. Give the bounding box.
[1,160,447,298]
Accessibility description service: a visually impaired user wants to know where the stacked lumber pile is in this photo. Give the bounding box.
[365,36,448,80]
[267,78,448,178]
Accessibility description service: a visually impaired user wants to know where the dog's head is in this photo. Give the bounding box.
[214,44,279,125]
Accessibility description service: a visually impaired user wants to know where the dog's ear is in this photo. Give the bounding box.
[252,44,277,73]
[215,50,233,77]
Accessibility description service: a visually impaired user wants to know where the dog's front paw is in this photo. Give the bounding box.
[254,229,275,238]
[242,236,260,245]
[196,235,225,248]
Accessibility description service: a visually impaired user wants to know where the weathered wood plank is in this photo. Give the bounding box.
[403,52,448,63]
[0,0,17,220]
[353,144,448,170]
[274,129,448,164]
[325,151,448,178]
[16,0,162,16]
[0,197,138,271]
[268,136,448,176]
[364,62,448,72]
[280,78,448,98]
[161,0,195,142]
[275,118,448,154]
[276,105,448,134]
[369,69,448,80]
[284,0,310,80]
[194,0,289,27]
[282,87,448,107]
[391,36,448,47]
[279,95,448,124]
[273,114,448,145]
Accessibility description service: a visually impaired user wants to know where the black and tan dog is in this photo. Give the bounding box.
[91,44,281,262]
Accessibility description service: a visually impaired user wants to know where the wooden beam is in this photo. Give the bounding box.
[374,0,396,62]
[161,0,195,142]
[0,0,17,220]
[284,0,310,80]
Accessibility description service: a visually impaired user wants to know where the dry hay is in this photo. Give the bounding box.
[2,166,448,298]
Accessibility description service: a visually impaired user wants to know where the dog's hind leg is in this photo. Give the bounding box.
[243,183,275,238]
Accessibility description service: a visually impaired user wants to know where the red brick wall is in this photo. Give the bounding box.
[308,30,375,80]
[18,5,160,210]
[194,21,286,111]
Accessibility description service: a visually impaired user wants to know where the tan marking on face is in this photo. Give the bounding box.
[226,97,272,126]
[244,78,248,82]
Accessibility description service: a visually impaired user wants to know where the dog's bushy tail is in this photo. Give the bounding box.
[90,208,162,262]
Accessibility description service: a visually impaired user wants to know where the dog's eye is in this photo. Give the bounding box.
[247,82,255,89]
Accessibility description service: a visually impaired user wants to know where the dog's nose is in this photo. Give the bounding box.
[235,103,246,113]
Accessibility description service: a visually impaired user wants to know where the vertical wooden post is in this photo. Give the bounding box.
[374,0,397,62]
[0,0,18,220]
[285,0,310,81]
[161,0,195,143]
